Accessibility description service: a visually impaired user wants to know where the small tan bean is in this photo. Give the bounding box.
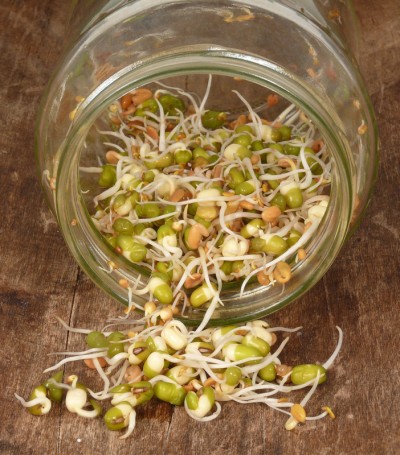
[124,365,142,383]
[119,278,129,288]
[277,158,292,168]
[291,404,307,423]
[160,306,173,322]
[169,188,190,202]
[187,224,209,249]
[131,88,153,106]
[273,262,291,284]
[262,206,281,224]
[226,201,240,215]
[184,273,203,289]
[171,306,180,315]
[257,270,271,286]
[106,150,121,164]
[203,377,217,387]
[239,200,254,210]
[297,248,307,260]
[212,164,223,179]
[275,363,292,379]
[250,154,260,165]
[84,357,107,369]
[146,126,159,141]
[120,93,133,110]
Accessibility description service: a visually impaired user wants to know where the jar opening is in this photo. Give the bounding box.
[56,51,352,325]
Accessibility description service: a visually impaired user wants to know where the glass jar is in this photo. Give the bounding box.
[36,0,378,325]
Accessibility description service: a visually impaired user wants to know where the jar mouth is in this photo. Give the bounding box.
[55,46,353,325]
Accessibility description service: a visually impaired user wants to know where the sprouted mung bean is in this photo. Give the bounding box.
[16,77,341,437]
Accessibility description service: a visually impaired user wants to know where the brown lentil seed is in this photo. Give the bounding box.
[120,93,133,110]
[275,364,292,379]
[257,270,271,286]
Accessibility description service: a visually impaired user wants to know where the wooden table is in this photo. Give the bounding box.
[1,1,399,454]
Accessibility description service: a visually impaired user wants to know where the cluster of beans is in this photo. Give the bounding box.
[21,319,329,436]
[91,85,331,310]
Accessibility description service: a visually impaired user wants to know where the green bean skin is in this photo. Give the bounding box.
[291,364,327,385]
[154,381,187,406]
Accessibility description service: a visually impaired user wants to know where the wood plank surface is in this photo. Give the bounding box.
[0,1,399,454]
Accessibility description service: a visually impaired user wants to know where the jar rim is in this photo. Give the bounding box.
[54,47,353,325]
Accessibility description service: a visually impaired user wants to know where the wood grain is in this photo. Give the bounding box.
[0,1,399,454]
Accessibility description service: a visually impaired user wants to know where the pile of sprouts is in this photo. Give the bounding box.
[16,316,342,437]
[16,76,341,438]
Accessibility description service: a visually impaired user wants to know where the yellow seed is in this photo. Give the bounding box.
[127,331,137,339]
[291,403,307,423]
[69,109,77,121]
[108,261,118,270]
[70,218,77,226]
[273,262,291,284]
[257,270,271,286]
[119,278,129,288]
[322,406,336,419]
[358,122,368,135]
[297,248,307,260]
[277,397,289,403]
[262,183,269,192]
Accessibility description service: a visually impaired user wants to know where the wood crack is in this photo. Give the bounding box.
[162,408,175,455]
[56,266,81,455]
